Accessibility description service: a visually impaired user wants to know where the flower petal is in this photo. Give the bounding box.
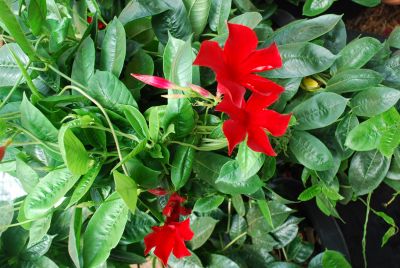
[222,119,247,155]
[247,127,276,156]
[175,219,194,240]
[224,23,258,68]
[172,236,191,259]
[253,110,291,136]
[242,43,282,73]
[131,74,179,90]
[217,80,246,107]
[241,74,284,96]
[153,229,175,266]
[193,40,226,75]
[215,96,244,121]
[148,188,168,196]
[245,93,280,113]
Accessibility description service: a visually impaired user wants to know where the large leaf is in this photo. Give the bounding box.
[113,171,138,214]
[289,131,333,171]
[16,154,39,193]
[27,0,46,36]
[122,210,156,244]
[351,0,380,7]
[171,144,195,190]
[184,0,211,36]
[208,0,232,32]
[118,0,169,25]
[122,105,150,140]
[0,0,36,59]
[350,86,400,117]
[325,69,383,94]
[0,43,30,88]
[292,92,347,130]
[24,168,79,219]
[87,71,138,113]
[72,37,95,87]
[348,150,390,196]
[169,251,203,268]
[332,37,382,73]
[100,18,126,77]
[207,254,240,268]
[83,192,129,268]
[303,0,335,16]
[346,108,400,157]
[264,14,341,45]
[163,34,195,137]
[188,216,219,250]
[27,213,52,248]
[266,42,336,78]
[68,208,82,268]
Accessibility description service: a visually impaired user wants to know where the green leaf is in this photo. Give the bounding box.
[27,213,52,248]
[21,234,54,261]
[298,185,322,201]
[292,92,347,130]
[348,150,391,196]
[113,171,138,214]
[229,215,247,245]
[123,49,154,92]
[266,42,336,78]
[388,26,400,49]
[322,250,351,268]
[346,108,400,157]
[163,34,195,137]
[303,0,334,17]
[266,262,301,268]
[171,144,195,190]
[382,226,396,247]
[287,236,314,263]
[325,69,383,94]
[0,201,13,236]
[88,71,138,113]
[72,37,95,88]
[236,142,265,178]
[289,131,334,171]
[272,218,299,247]
[68,208,82,268]
[82,192,129,268]
[350,86,400,117]
[16,154,39,193]
[58,125,90,176]
[169,250,203,268]
[184,0,211,36]
[24,169,79,219]
[122,210,156,244]
[27,0,46,36]
[208,0,232,32]
[48,18,70,53]
[118,0,169,25]
[188,216,218,250]
[21,94,58,143]
[332,37,382,73]
[100,18,126,77]
[351,0,380,7]
[335,114,359,159]
[0,0,37,59]
[322,19,346,54]
[257,199,274,229]
[231,194,245,217]
[126,157,161,189]
[122,105,150,140]
[193,195,224,212]
[0,43,30,88]
[207,254,240,268]
[264,14,341,45]
[67,162,102,208]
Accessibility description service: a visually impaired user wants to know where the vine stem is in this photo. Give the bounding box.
[362,193,372,268]
[221,231,247,251]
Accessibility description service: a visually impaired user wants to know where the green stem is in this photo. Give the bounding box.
[0,61,30,109]
[227,199,232,233]
[1,219,35,228]
[221,232,247,251]
[362,193,372,268]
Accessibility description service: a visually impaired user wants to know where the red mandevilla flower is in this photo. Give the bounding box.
[216,91,291,156]
[87,17,106,30]
[148,188,168,196]
[0,146,6,161]
[144,219,194,266]
[163,193,191,223]
[193,23,283,105]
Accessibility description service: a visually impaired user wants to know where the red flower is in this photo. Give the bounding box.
[144,219,194,266]
[87,17,106,30]
[216,91,291,156]
[0,146,6,161]
[148,188,168,196]
[163,193,191,223]
[193,23,283,105]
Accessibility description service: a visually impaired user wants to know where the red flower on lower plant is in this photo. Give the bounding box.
[0,140,11,161]
[144,219,194,266]
[194,23,283,105]
[216,91,291,156]
[87,16,105,30]
[163,193,191,223]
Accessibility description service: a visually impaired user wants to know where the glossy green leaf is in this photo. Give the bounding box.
[82,192,129,268]
[184,0,211,36]
[231,194,245,217]
[303,0,334,16]
[21,234,54,260]
[59,125,90,176]
[72,37,95,88]
[171,144,195,190]
[229,215,247,245]
[351,0,380,7]
[100,18,126,77]
[0,43,30,88]
[325,69,383,94]
[16,155,39,193]
[272,218,299,247]
[118,0,169,25]
[289,131,333,171]
[27,0,46,36]
[236,142,265,178]
[67,162,102,208]
[298,185,322,201]
[122,105,150,140]
[122,210,156,244]
[350,86,400,117]
[332,37,382,73]
[88,71,138,113]
[48,18,70,53]
[292,92,347,130]
[68,208,82,268]
[287,236,314,263]
[388,26,400,49]
[207,254,240,268]
[322,19,346,54]
[27,213,52,248]
[0,201,13,236]
[267,42,336,78]
[348,150,390,196]
[264,14,341,45]
[21,94,58,143]
[24,168,79,219]
[335,113,359,158]
[322,250,351,268]
[382,226,396,247]
[0,0,36,59]
[208,0,232,32]
[113,171,138,214]
[169,250,203,268]
[193,195,224,212]
[163,34,195,137]
[123,49,154,92]
[188,216,218,250]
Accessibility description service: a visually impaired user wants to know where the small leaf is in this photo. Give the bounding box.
[171,145,195,190]
[188,216,218,250]
[381,227,396,247]
[208,0,232,32]
[193,196,224,213]
[303,0,334,17]
[298,185,321,201]
[72,37,95,87]
[27,0,47,36]
[113,171,138,214]
[122,105,150,140]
